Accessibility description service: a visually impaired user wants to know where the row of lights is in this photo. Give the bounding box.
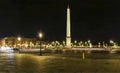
[47,40,119,48]
[18,32,43,55]
[17,32,43,41]
[17,33,117,48]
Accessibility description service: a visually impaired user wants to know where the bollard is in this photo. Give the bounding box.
[82,51,85,60]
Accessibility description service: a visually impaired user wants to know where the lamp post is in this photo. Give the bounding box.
[88,40,91,48]
[98,42,101,48]
[18,37,21,53]
[110,40,114,48]
[39,32,43,55]
[18,37,21,48]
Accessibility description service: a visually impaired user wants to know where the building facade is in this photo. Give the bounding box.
[0,37,41,48]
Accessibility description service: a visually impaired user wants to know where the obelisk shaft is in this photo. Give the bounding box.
[66,5,71,48]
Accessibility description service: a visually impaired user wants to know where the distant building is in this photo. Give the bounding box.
[0,37,41,48]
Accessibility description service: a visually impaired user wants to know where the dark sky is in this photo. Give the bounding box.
[0,0,120,42]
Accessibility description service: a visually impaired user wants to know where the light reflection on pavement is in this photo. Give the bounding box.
[0,53,120,73]
[0,53,16,73]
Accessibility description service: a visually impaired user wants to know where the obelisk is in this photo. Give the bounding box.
[66,5,71,48]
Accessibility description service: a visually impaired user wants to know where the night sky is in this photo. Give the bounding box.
[0,0,120,42]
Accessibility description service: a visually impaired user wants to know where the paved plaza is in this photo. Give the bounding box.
[0,52,120,73]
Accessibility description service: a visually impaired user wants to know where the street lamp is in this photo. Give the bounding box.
[17,37,21,53]
[88,40,91,48]
[39,32,43,55]
[110,40,114,48]
[18,37,21,41]
[18,37,21,48]
[98,42,101,48]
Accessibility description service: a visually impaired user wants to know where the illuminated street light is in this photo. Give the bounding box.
[98,42,101,48]
[74,40,77,46]
[103,42,105,48]
[85,42,88,47]
[18,37,21,48]
[62,41,65,46]
[88,40,92,48]
[39,33,43,38]
[110,40,114,44]
[89,43,92,48]
[18,37,21,41]
[38,32,43,55]
[80,41,83,47]
[109,40,117,48]
[88,40,90,43]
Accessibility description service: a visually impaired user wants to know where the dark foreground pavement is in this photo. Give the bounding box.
[0,52,120,73]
